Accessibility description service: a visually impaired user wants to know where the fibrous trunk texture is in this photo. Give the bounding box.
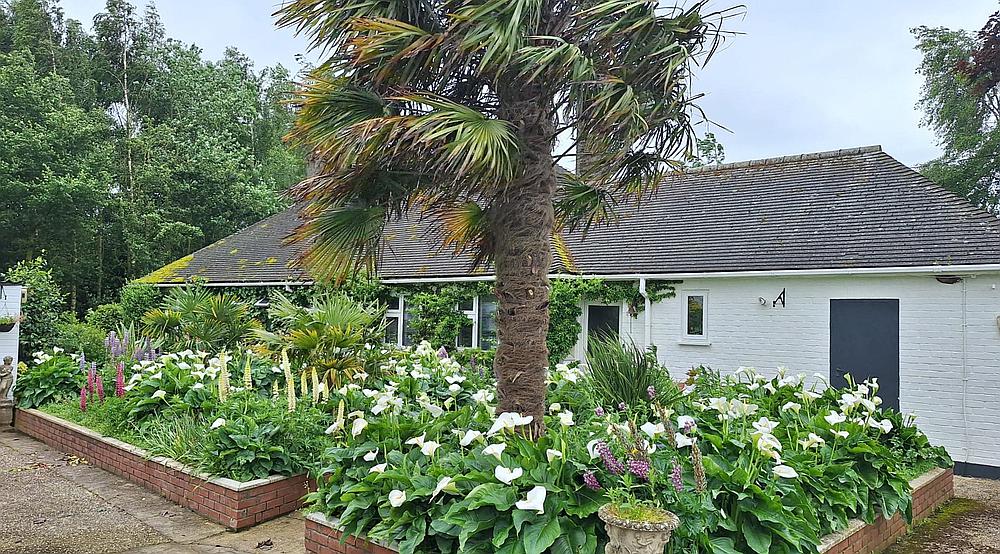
[491,87,556,433]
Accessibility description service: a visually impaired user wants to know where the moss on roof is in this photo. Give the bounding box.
[136,255,193,284]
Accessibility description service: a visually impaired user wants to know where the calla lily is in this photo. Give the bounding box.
[834,430,850,438]
[364,450,378,462]
[675,433,696,448]
[369,463,387,474]
[773,465,799,479]
[677,415,697,430]
[472,389,494,404]
[546,449,563,463]
[752,417,779,434]
[351,418,368,437]
[482,443,506,460]
[798,433,826,449]
[431,476,457,499]
[192,382,205,390]
[421,441,441,456]
[459,430,483,447]
[388,489,406,507]
[516,486,547,514]
[548,403,562,413]
[210,418,226,430]
[325,418,344,435]
[824,411,847,425]
[586,439,603,459]
[640,422,666,438]
[151,390,166,399]
[487,412,533,436]
[558,411,575,427]
[782,401,802,413]
[494,465,523,484]
[405,433,426,447]
[448,384,462,394]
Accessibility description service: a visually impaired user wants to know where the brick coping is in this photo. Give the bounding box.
[15,407,312,529]
[304,467,954,554]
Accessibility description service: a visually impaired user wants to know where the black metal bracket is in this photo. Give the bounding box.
[773,288,786,308]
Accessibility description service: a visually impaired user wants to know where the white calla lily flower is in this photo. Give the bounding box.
[482,443,506,460]
[459,430,483,447]
[546,449,563,463]
[369,463,387,474]
[420,441,441,456]
[516,486,547,514]
[364,450,378,462]
[494,465,523,484]
[773,465,799,479]
[351,418,368,438]
[210,418,226,429]
[388,489,406,507]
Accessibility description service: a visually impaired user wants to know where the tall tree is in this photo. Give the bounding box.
[915,11,1000,213]
[277,0,733,429]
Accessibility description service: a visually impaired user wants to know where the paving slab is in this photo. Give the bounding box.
[0,430,306,554]
[886,475,1000,554]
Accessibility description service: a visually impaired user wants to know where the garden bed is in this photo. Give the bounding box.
[14,408,312,530]
[304,468,954,554]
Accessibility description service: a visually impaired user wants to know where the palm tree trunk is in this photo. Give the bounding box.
[491,88,556,434]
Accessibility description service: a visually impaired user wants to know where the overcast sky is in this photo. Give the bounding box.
[61,0,998,167]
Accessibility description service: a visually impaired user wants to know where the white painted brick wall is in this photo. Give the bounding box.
[0,284,22,401]
[586,273,1000,467]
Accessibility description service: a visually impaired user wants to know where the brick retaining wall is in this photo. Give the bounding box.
[14,408,311,530]
[819,467,954,553]
[304,467,954,554]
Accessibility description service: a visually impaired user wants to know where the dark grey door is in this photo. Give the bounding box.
[830,299,900,410]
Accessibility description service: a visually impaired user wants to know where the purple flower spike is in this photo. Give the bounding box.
[617,402,627,411]
[96,375,105,402]
[647,385,656,400]
[596,441,625,475]
[671,459,683,492]
[583,470,602,491]
[437,346,449,359]
[627,458,650,481]
[594,406,605,417]
[79,386,87,412]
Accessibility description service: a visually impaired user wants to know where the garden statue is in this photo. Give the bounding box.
[0,355,13,427]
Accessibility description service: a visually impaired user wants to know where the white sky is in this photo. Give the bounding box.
[60,0,998,167]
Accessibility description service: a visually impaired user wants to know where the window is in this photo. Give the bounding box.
[683,291,708,342]
[457,297,476,348]
[384,296,404,346]
[478,295,498,349]
[587,304,621,341]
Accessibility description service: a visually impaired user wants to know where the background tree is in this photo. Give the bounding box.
[914,10,1000,214]
[277,0,735,428]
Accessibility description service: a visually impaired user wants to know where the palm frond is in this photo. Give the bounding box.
[294,201,388,280]
[434,200,494,267]
[554,171,618,233]
[452,0,544,72]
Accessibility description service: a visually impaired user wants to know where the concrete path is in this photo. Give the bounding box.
[0,430,306,554]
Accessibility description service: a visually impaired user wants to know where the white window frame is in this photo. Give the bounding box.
[581,302,624,354]
[680,290,710,345]
[384,295,405,347]
[456,296,479,348]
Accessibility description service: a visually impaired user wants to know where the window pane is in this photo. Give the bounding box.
[457,297,474,312]
[686,295,704,336]
[478,295,498,349]
[385,316,399,344]
[457,319,474,347]
[386,296,400,311]
[403,309,415,346]
[587,305,620,340]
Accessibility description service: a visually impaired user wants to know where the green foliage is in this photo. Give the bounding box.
[124,352,218,420]
[86,303,125,332]
[120,283,160,324]
[142,287,260,351]
[914,20,1000,213]
[3,256,64,355]
[0,0,305,314]
[53,319,109,366]
[139,413,211,467]
[582,336,679,418]
[205,416,295,481]
[15,350,82,408]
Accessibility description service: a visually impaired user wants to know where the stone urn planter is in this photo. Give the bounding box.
[598,504,680,554]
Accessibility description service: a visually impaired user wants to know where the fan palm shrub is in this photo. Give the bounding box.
[142,287,260,351]
[276,0,735,431]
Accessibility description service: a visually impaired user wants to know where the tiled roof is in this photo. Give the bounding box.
[139,146,1000,285]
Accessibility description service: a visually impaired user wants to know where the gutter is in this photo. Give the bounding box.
[147,263,1000,287]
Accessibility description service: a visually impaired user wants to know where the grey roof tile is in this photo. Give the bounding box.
[140,146,1000,285]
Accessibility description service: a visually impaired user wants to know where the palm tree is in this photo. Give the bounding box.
[275,0,735,432]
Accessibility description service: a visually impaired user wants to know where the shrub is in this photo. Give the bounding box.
[4,257,64,356]
[204,416,296,481]
[582,335,678,418]
[125,351,219,420]
[15,350,83,408]
[86,303,124,333]
[120,283,159,325]
[142,287,260,351]
[53,320,109,366]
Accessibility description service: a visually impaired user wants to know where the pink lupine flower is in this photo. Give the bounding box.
[79,386,87,412]
[96,375,105,402]
[115,363,125,398]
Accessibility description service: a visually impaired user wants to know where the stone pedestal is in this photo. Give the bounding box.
[0,400,12,429]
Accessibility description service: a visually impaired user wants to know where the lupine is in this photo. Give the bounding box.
[583,470,602,491]
[627,458,651,481]
[691,442,707,493]
[594,406,605,417]
[617,402,627,411]
[671,459,684,492]
[79,386,87,412]
[96,374,105,402]
[114,363,125,398]
[647,385,656,400]
[595,441,625,475]
[242,357,253,390]
[87,363,97,395]
[311,367,320,403]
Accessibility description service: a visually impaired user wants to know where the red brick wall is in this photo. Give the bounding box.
[304,468,955,554]
[822,468,954,554]
[14,408,312,530]
[305,514,398,554]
